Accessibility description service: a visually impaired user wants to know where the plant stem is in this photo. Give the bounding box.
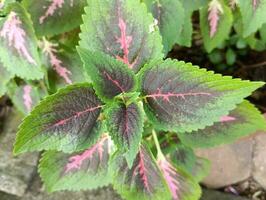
[152,130,164,159]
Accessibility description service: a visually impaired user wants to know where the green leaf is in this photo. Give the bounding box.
[0,3,43,80]
[138,59,264,133]
[111,144,172,200]
[106,101,144,167]
[178,100,266,148]
[9,83,41,115]
[0,62,14,97]
[238,0,266,37]
[169,143,197,174]
[143,0,185,54]
[200,1,233,52]
[39,135,113,192]
[176,0,208,47]
[79,0,163,73]
[14,83,103,154]
[180,0,208,11]
[170,144,210,182]
[22,0,87,37]
[245,34,266,51]
[176,11,193,47]
[225,48,236,65]
[78,49,137,102]
[260,23,266,44]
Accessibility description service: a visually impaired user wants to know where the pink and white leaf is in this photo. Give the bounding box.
[252,0,259,10]
[0,12,37,65]
[42,39,72,84]
[23,85,33,113]
[208,0,224,38]
[39,0,73,24]
[158,158,181,200]
[65,135,110,173]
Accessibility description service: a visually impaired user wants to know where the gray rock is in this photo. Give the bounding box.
[252,131,266,190]
[0,110,39,197]
[201,189,248,200]
[21,175,122,200]
[196,138,254,189]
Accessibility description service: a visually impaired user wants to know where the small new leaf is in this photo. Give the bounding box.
[139,59,264,133]
[39,135,113,192]
[14,83,103,154]
[78,49,137,102]
[106,101,144,167]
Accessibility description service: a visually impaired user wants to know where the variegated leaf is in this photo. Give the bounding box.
[178,100,266,148]
[79,0,163,73]
[9,83,41,115]
[39,135,113,192]
[139,59,264,132]
[14,83,103,154]
[22,0,87,36]
[78,49,136,102]
[158,157,201,200]
[0,3,43,79]
[106,101,144,167]
[111,145,171,200]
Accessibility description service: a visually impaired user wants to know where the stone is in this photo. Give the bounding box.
[196,138,253,189]
[21,175,121,200]
[201,189,249,200]
[0,110,39,197]
[252,131,266,189]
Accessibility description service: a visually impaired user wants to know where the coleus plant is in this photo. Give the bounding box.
[0,0,264,199]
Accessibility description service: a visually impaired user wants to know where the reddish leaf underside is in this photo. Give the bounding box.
[23,85,33,112]
[0,11,37,65]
